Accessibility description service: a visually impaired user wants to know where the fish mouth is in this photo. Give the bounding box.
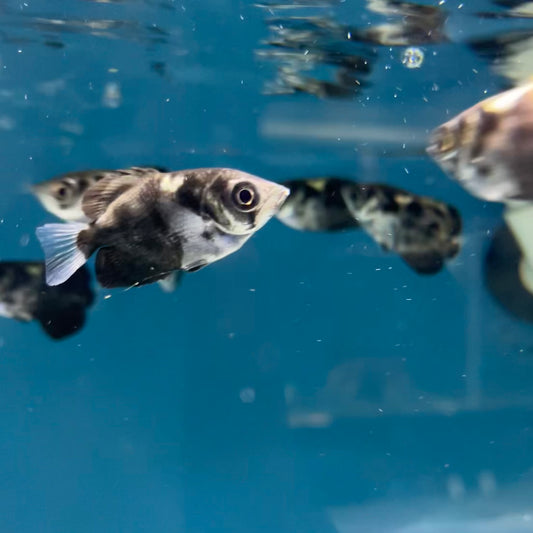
[273,184,291,211]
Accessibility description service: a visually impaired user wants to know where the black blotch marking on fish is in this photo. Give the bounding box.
[381,196,400,213]
[201,229,215,241]
[94,247,170,288]
[471,110,499,159]
[477,164,491,176]
[176,175,205,215]
[406,201,423,217]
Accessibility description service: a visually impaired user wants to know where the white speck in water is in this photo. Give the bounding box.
[104,294,112,300]
[402,47,424,69]
[102,81,122,108]
[19,234,29,247]
[249,288,256,292]
[239,387,255,403]
[239,14,244,20]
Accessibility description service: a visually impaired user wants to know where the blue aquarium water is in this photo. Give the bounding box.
[0,1,532,532]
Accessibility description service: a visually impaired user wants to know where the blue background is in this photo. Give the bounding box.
[0,0,532,531]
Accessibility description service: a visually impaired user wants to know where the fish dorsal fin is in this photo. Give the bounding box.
[82,175,139,220]
[116,166,162,177]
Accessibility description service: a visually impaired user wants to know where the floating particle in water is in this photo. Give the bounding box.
[402,47,424,69]
[102,81,122,108]
[0,116,15,130]
[239,387,255,403]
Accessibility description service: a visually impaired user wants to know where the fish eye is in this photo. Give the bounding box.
[232,182,258,211]
[55,186,68,199]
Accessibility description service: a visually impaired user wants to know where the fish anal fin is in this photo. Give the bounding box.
[156,271,183,293]
[82,175,139,220]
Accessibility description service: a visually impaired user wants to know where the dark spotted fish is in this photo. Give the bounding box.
[36,168,290,288]
[31,166,168,222]
[341,183,462,274]
[427,80,533,202]
[0,261,94,339]
[276,177,360,232]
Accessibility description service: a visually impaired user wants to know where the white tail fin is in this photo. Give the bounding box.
[36,222,89,286]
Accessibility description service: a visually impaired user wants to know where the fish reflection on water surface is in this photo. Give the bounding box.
[36,168,289,289]
[0,262,94,340]
[277,177,462,275]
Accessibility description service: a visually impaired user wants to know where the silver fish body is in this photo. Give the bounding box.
[276,177,360,232]
[427,81,533,202]
[31,166,168,222]
[0,261,94,339]
[341,183,461,274]
[36,168,289,288]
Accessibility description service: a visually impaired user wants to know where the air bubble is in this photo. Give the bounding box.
[402,47,424,69]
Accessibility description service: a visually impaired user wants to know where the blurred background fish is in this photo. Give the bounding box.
[0,261,94,340]
[341,182,462,274]
[427,81,533,203]
[276,177,360,231]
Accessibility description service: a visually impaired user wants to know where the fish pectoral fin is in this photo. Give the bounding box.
[156,271,183,293]
[36,222,90,286]
[400,251,445,275]
[183,260,208,273]
[95,247,170,288]
[82,175,139,220]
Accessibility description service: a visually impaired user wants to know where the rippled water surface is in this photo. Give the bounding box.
[0,1,533,532]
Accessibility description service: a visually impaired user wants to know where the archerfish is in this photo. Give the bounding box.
[0,261,94,339]
[426,80,533,202]
[276,177,360,232]
[35,167,290,288]
[340,182,462,274]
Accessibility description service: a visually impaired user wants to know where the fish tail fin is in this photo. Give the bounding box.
[36,222,90,286]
